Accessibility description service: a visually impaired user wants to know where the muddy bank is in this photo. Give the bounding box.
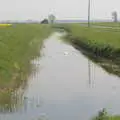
[0,24,52,90]
[65,34,120,77]
[54,25,120,77]
[54,25,120,58]
[0,24,52,114]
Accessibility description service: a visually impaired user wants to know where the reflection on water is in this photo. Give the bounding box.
[0,79,27,114]
[0,33,120,120]
[78,46,120,78]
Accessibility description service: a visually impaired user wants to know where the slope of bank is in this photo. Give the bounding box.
[58,23,120,57]
[0,24,52,90]
[54,23,120,77]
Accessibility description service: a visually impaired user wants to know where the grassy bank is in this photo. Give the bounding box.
[81,22,120,28]
[92,109,120,120]
[55,23,120,77]
[59,23,120,58]
[0,24,52,90]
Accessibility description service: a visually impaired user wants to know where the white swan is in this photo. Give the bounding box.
[64,51,69,55]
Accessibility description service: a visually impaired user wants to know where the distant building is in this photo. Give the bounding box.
[41,19,49,24]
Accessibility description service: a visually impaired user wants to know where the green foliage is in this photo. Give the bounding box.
[59,23,120,58]
[57,23,120,77]
[110,116,120,120]
[92,108,109,120]
[92,109,120,120]
[81,22,120,28]
[0,24,52,89]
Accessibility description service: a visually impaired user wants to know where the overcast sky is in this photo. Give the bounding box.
[0,0,120,21]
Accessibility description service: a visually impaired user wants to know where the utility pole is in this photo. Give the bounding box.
[88,0,91,87]
[88,0,91,27]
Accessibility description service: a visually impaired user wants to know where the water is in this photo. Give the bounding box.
[0,33,120,120]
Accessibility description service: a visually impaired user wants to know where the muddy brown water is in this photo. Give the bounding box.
[0,33,120,120]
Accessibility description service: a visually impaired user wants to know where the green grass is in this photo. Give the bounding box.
[0,24,52,90]
[63,23,120,48]
[92,109,120,120]
[110,116,120,120]
[93,115,120,120]
[58,23,120,58]
[56,23,120,77]
[81,22,120,28]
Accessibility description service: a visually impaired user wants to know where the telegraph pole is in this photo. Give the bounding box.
[88,0,91,27]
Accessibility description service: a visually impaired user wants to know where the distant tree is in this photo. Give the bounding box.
[112,11,118,22]
[92,108,109,120]
[48,14,56,24]
[41,19,49,24]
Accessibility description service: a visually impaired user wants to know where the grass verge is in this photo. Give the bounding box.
[82,22,120,28]
[92,108,120,120]
[54,23,120,77]
[0,24,52,90]
[57,23,120,60]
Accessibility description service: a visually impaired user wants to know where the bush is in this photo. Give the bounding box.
[92,108,109,120]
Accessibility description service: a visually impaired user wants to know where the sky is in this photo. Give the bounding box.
[0,0,120,21]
